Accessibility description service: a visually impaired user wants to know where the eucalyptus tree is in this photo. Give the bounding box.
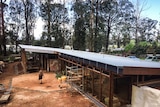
[138,17,158,42]
[39,0,51,46]
[40,1,69,48]
[88,0,105,52]
[100,0,119,51]
[0,0,7,55]
[115,0,135,47]
[100,0,136,50]
[9,0,24,36]
[132,0,148,44]
[157,23,160,42]
[21,0,37,44]
[71,0,106,52]
[71,0,89,50]
[9,0,37,45]
[9,0,23,53]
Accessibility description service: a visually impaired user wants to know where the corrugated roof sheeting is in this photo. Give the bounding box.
[19,44,160,75]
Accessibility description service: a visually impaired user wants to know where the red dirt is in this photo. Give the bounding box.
[0,62,96,107]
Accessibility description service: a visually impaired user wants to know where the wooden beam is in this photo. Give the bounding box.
[82,67,85,91]
[21,49,27,73]
[109,71,114,107]
[99,69,102,101]
[123,67,160,75]
[58,57,82,67]
[91,68,94,95]
[87,67,100,74]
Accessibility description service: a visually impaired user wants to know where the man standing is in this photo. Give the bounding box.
[39,70,43,84]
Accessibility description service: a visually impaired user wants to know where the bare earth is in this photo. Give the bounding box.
[0,62,96,107]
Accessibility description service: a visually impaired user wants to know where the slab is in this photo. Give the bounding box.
[0,94,10,103]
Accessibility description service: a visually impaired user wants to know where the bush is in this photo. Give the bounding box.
[55,72,63,79]
[131,42,150,57]
[125,41,135,53]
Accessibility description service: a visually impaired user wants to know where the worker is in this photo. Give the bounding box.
[39,70,44,84]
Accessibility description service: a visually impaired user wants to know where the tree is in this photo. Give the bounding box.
[21,0,37,44]
[133,0,148,44]
[71,0,88,50]
[9,0,37,45]
[9,0,24,36]
[99,0,140,51]
[100,0,118,51]
[116,0,135,47]
[0,0,7,55]
[73,18,86,50]
[138,17,158,41]
[131,41,150,56]
[124,40,135,54]
[40,2,69,48]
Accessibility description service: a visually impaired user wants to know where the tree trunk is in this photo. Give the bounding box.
[106,27,110,51]
[25,16,30,44]
[106,16,111,52]
[117,35,120,48]
[135,18,138,45]
[23,0,30,45]
[94,0,98,52]
[47,0,51,46]
[1,0,6,55]
[89,0,94,52]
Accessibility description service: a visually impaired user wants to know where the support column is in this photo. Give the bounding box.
[109,71,114,107]
[91,68,95,95]
[99,69,102,101]
[21,49,27,73]
[82,67,85,91]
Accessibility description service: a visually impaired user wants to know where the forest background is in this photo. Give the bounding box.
[0,0,160,58]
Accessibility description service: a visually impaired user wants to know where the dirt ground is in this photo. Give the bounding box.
[0,62,96,107]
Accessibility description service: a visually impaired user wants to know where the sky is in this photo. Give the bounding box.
[34,17,44,40]
[145,0,160,21]
[34,0,160,40]
[130,0,160,21]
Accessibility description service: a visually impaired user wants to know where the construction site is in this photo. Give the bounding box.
[1,44,160,107]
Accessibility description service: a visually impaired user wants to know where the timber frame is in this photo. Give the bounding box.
[19,45,160,107]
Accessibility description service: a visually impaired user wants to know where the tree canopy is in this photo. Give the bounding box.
[0,0,160,56]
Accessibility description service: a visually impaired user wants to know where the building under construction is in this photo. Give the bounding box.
[19,44,160,107]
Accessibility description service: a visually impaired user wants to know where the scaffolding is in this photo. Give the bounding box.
[65,66,83,92]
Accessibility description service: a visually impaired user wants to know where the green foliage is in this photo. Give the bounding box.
[94,34,106,52]
[55,72,63,79]
[73,18,86,50]
[39,2,69,47]
[71,1,90,51]
[124,41,135,52]
[131,41,150,56]
[138,18,158,42]
[156,46,160,53]
[9,0,37,44]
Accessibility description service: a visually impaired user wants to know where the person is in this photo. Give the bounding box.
[39,70,44,84]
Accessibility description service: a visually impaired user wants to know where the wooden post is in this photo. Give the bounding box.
[136,75,139,85]
[85,66,89,91]
[21,49,27,73]
[142,75,144,82]
[109,71,114,107]
[128,76,132,103]
[82,67,85,91]
[99,69,102,101]
[44,54,47,70]
[48,59,50,72]
[91,68,94,95]
[84,67,88,92]
[41,54,43,69]
[60,60,63,72]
